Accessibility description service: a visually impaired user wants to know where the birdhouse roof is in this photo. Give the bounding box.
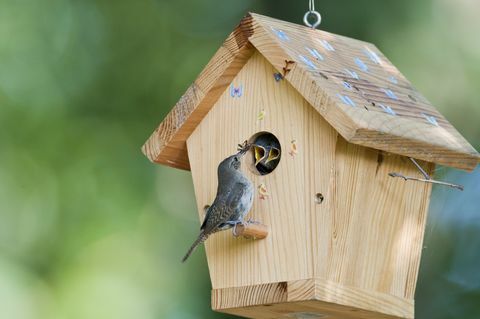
[142,13,479,171]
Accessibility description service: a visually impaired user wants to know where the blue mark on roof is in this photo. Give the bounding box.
[388,76,398,84]
[343,81,353,90]
[271,27,289,41]
[299,54,317,70]
[379,104,396,116]
[382,88,398,100]
[318,39,335,51]
[344,69,359,80]
[355,57,369,72]
[422,113,439,126]
[363,48,382,64]
[337,94,356,107]
[306,47,324,61]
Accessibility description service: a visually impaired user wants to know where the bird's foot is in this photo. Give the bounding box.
[225,220,245,237]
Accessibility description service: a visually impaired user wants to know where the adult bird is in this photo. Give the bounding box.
[181,143,254,262]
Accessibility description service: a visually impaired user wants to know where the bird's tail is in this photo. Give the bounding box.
[181,233,208,263]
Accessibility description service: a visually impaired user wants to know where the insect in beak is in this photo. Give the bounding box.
[236,140,252,156]
[265,147,281,164]
[254,145,267,166]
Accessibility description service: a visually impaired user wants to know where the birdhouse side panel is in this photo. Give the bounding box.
[316,139,433,300]
[186,51,338,289]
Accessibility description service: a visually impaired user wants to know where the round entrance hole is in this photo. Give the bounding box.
[246,132,282,176]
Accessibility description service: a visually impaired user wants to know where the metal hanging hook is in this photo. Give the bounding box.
[304,0,322,29]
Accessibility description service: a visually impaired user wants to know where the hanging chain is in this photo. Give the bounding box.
[304,0,321,29]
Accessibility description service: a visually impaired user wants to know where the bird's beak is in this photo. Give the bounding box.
[236,141,251,156]
[254,145,267,166]
[265,147,281,164]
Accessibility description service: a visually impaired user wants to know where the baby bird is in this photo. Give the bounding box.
[182,144,254,262]
[252,134,281,175]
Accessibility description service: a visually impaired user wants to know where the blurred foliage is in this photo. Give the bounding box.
[0,0,479,318]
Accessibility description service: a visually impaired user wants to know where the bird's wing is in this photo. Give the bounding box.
[200,206,212,231]
[201,182,248,235]
[225,182,248,211]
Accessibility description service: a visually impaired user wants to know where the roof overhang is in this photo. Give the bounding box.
[142,13,479,171]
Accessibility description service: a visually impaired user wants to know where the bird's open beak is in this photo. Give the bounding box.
[265,147,281,164]
[254,145,267,166]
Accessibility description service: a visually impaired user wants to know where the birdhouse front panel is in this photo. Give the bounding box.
[187,50,434,319]
[187,51,318,289]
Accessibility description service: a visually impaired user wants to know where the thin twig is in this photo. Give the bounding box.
[409,158,430,180]
[388,173,464,191]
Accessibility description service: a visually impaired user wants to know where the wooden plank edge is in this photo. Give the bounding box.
[314,279,414,319]
[212,278,413,319]
[212,281,288,310]
[350,128,480,171]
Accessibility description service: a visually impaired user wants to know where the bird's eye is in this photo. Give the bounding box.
[234,157,239,162]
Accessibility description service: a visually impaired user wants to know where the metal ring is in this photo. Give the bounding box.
[303,10,321,29]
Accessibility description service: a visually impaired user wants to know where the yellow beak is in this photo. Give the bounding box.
[254,145,267,166]
[265,147,281,164]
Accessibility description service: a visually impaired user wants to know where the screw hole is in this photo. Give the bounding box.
[315,193,324,204]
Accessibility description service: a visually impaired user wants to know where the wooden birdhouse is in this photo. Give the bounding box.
[142,13,479,319]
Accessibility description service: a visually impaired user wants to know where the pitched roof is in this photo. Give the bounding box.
[142,13,479,171]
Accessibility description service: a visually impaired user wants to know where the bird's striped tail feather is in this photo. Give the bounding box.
[181,233,208,263]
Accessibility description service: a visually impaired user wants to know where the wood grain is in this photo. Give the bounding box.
[187,52,432,318]
[143,12,479,171]
[248,13,479,171]
[236,222,269,239]
[212,282,287,310]
[213,278,414,319]
[187,51,313,289]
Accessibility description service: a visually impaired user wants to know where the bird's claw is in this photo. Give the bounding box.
[226,220,245,237]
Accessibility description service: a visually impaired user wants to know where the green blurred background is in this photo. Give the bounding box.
[0,1,479,318]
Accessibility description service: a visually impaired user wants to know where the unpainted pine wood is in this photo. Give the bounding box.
[188,51,423,318]
[213,278,413,319]
[187,51,321,289]
[236,222,269,239]
[220,301,408,319]
[321,140,433,300]
[248,13,479,170]
[211,281,287,310]
[142,15,255,170]
[239,24,433,302]
[143,12,479,170]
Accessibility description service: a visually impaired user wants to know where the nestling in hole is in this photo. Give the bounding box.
[248,132,282,175]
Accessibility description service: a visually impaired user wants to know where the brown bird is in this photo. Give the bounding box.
[182,143,254,262]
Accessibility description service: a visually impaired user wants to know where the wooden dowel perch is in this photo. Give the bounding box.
[235,221,269,239]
